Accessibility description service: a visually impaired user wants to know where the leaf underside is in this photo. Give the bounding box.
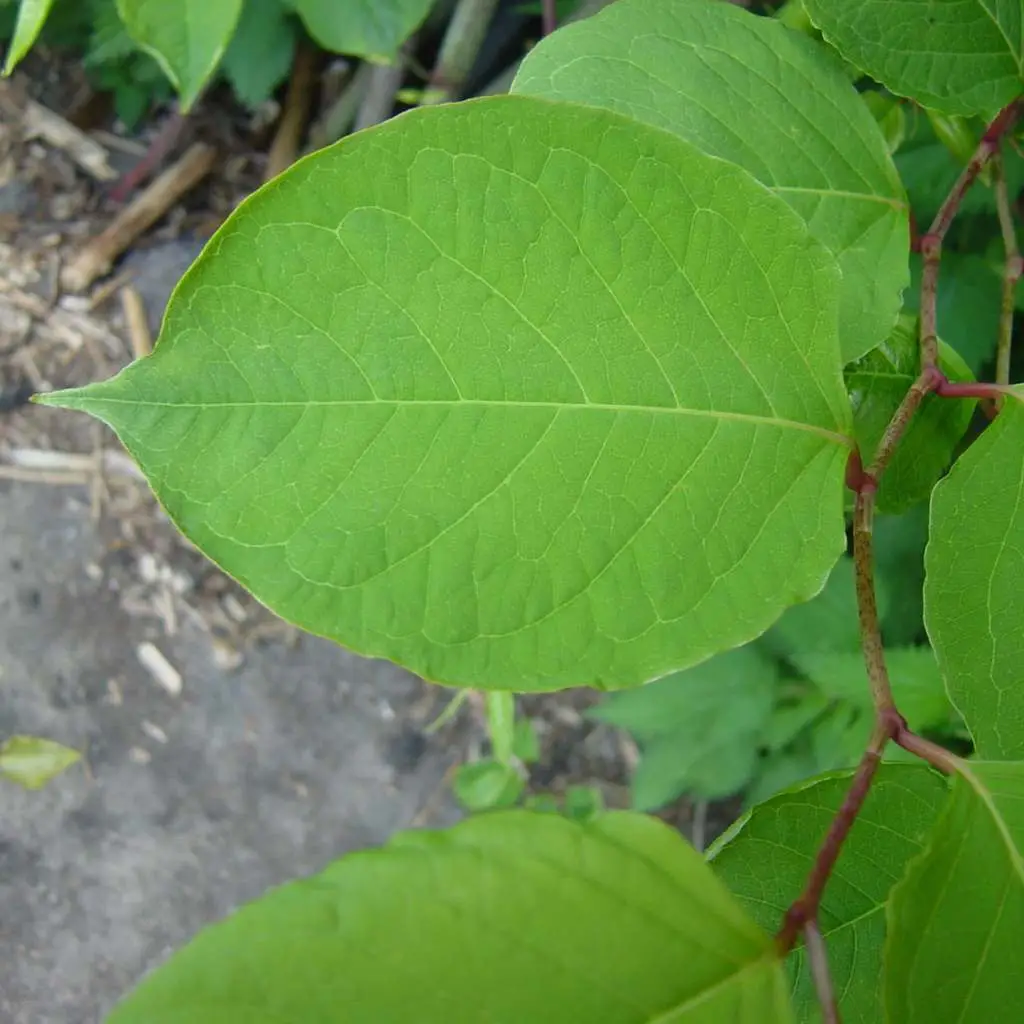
[43,96,852,692]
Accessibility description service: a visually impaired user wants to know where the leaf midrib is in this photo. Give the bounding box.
[59,395,853,447]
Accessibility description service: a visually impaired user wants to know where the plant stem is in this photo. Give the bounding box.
[542,0,558,35]
[918,98,1022,372]
[864,368,942,481]
[776,717,894,954]
[425,0,501,104]
[993,151,1022,388]
[804,920,840,1024]
[935,379,1015,401]
[893,727,961,774]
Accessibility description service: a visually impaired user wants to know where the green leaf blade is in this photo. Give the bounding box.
[712,764,948,1023]
[220,0,296,108]
[116,0,244,110]
[512,0,909,364]
[885,761,1024,1023]
[925,393,1024,757]
[290,0,433,61]
[107,810,795,1022]
[44,96,852,693]
[0,735,80,789]
[2,0,58,75]
[804,0,1024,118]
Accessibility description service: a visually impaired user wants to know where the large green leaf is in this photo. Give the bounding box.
[844,315,975,513]
[512,0,909,364]
[289,0,433,60]
[107,810,794,1022]
[116,0,243,110]
[712,765,948,1024]
[886,761,1024,1022]
[874,505,929,645]
[42,96,853,693]
[804,0,1024,118]
[2,0,57,74]
[925,392,1024,757]
[592,645,777,809]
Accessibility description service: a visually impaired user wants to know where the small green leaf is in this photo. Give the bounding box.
[511,717,540,764]
[513,0,909,364]
[453,759,523,812]
[0,735,80,790]
[220,0,296,108]
[42,96,852,693]
[563,785,604,822]
[524,792,559,813]
[289,0,433,60]
[844,316,975,513]
[861,91,907,154]
[116,0,243,110]
[485,691,515,765]
[107,811,796,1022]
[886,761,1024,1022]
[2,0,57,74]
[925,392,1024,758]
[926,109,981,166]
[804,0,1024,118]
[713,764,948,1024]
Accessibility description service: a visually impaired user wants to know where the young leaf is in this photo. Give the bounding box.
[844,316,975,513]
[0,735,80,789]
[220,0,296,109]
[42,96,853,693]
[804,0,1024,118]
[512,0,909,364]
[106,811,795,1022]
[116,0,243,110]
[925,392,1024,758]
[2,0,57,74]
[885,761,1024,1022]
[712,764,948,1024]
[453,759,523,812]
[288,0,433,61]
[563,784,604,822]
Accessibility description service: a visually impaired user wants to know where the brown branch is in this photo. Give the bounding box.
[918,98,1022,372]
[993,151,1022,388]
[110,109,186,203]
[853,484,895,712]
[893,727,961,774]
[804,920,840,1024]
[542,0,558,35]
[265,43,320,182]
[776,717,897,954]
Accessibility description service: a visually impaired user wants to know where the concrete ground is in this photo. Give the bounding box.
[0,479,458,1024]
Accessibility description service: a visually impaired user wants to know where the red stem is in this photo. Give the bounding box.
[805,920,840,1024]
